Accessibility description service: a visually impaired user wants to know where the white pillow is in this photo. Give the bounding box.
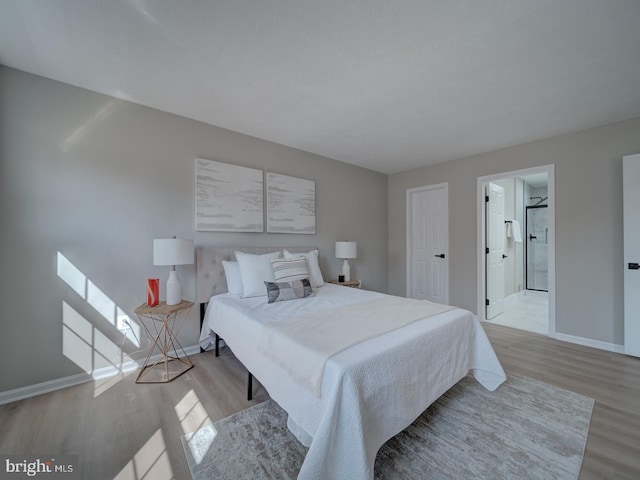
[271,257,309,283]
[283,249,325,287]
[222,260,243,295]
[235,251,282,297]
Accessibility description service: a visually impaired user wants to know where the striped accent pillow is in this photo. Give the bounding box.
[270,257,309,283]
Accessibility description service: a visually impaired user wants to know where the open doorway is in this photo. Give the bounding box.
[477,165,555,335]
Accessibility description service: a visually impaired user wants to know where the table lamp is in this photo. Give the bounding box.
[335,241,357,282]
[153,237,194,305]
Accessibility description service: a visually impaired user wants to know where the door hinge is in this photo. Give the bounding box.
[485,195,489,202]
[485,247,489,254]
[485,299,490,306]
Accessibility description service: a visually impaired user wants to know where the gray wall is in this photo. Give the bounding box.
[0,66,388,393]
[389,117,640,345]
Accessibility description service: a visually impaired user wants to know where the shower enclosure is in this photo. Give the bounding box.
[526,205,548,291]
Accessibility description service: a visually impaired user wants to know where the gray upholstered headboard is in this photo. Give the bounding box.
[196,246,318,304]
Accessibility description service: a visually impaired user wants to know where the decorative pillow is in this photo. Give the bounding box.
[265,279,313,304]
[222,260,243,295]
[235,251,282,298]
[283,249,325,288]
[271,257,309,283]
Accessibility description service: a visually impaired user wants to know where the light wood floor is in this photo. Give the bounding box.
[1,324,639,479]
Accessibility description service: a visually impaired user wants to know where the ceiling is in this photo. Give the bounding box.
[1,1,640,175]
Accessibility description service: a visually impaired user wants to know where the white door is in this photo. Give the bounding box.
[407,184,448,304]
[623,153,640,357]
[486,182,506,319]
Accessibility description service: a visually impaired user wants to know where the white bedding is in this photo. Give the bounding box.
[259,295,455,396]
[199,284,506,480]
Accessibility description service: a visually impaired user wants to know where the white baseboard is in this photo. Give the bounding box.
[550,332,625,354]
[0,345,202,406]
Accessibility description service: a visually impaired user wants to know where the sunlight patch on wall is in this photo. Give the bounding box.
[62,302,93,374]
[87,280,116,325]
[59,100,117,152]
[118,306,141,348]
[112,429,174,480]
[176,389,215,465]
[58,252,142,397]
[57,252,87,298]
[62,301,134,396]
[94,329,132,370]
[57,252,140,346]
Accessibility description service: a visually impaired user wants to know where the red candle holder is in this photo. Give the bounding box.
[146,278,159,306]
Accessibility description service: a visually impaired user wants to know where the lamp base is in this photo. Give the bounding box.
[341,259,351,282]
[166,270,182,305]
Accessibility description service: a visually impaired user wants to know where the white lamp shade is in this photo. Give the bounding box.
[335,241,357,259]
[153,238,194,266]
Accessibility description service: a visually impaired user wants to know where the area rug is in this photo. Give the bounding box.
[181,373,593,479]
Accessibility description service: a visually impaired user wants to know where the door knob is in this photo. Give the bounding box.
[529,234,537,241]
[434,253,445,258]
[502,254,508,259]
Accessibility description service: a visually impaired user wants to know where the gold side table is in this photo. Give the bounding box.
[134,300,194,383]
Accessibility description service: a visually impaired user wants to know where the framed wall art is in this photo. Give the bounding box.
[266,172,316,234]
[195,158,264,232]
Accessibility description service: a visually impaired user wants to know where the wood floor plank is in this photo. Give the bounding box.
[0,323,639,479]
[482,323,640,480]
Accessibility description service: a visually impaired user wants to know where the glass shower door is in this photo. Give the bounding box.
[526,205,548,291]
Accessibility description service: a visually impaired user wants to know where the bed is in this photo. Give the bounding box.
[197,246,506,480]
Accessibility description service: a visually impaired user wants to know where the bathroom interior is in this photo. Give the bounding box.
[485,173,549,334]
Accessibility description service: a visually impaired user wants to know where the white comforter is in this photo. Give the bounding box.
[199,284,506,480]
